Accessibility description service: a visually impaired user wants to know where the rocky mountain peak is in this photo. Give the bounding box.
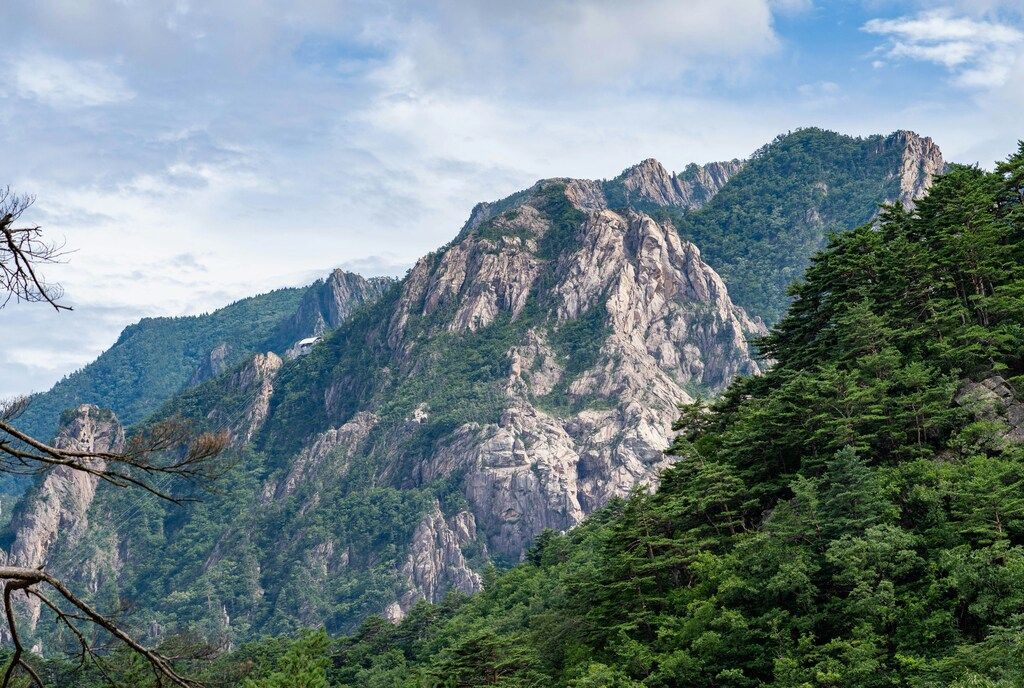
[382,181,766,562]
[276,270,393,357]
[883,130,946,208]
[13,128,948,643]
[613,157,744,209]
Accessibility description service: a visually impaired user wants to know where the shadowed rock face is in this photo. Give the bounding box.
[285,270,394,343]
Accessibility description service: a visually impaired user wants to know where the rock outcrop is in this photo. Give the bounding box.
[955,376,1024,447]
[267,412,378,502]
[190,343,232,385]
[884,130,946,208]
[396,187,764,558]
[281,270,393,354]
[0,405,124,632]
[611,158,744,209]
[385,501,484,621]
[206,352,283,446]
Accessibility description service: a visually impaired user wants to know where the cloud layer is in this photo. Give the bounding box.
[864,9,1024,88]
[1,0,1023,399]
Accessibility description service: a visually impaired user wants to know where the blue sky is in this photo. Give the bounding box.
[1,0,1022,398]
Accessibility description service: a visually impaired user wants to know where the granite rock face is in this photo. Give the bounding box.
[391,183,765,561]
[212,166,761,620]
[189,343,232,385]
[206,352,283,446]
[884,130,946,208]
[0,405,124,633]
[9,132,948,640]
[384,501,484,621]
[285,270,393,343]
[955,376,1024,446]
[613,158,745,209]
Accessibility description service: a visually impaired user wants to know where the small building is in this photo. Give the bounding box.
[296,336,321,355]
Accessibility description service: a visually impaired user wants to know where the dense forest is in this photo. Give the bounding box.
[24,141,1024,685]
[658,128,919,325]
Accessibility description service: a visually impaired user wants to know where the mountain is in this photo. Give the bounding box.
[2,128,945,648]
[661,128,944,324]
[232,142,1023,688]
[13,271,392,462]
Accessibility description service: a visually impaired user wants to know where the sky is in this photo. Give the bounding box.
[1,0,1023,398]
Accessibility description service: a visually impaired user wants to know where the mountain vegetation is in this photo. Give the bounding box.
[0,128,960,686]
[12,287,305,453]
[656,128,942,324]
[105,141,1024,687]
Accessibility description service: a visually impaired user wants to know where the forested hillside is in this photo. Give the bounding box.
[12,288,305,450]
[662,128,943,324]
[183,142,1024,687]
[0,129,948,663]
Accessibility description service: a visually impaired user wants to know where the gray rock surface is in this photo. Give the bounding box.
[955,376,1024,446]
[384,501,484,621]
[886,130,946,208]
[0,405,124,633]
[615,158,745,208]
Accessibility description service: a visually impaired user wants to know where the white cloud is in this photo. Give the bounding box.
[863,9,1024,88]
[2,0,1023,400]
[363,0,783,93]
[10,54,134,107]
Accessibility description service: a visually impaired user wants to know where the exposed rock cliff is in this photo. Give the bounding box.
[278,270,393,356]
[884,130,946,208]
[384,501,484,621]
[609,158,745,209]
[0,406,124,632]
[13,129,947,643]
[390,186,764,559]
[207,352,284,446]
[190,343,232,385]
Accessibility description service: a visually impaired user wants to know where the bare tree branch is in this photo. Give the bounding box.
[0,188,226,686]
[0,188,70,311]
[0,568,201,688]
[2,580,44,688]
[0,409,231,504]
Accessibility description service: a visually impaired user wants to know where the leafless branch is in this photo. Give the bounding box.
[0,412,231,504]
[0,188,71,311]
[0,567,201,688]
[0,188,225,686]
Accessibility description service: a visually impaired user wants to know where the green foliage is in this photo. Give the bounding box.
[654,128,917,325]
[293,142,1024,687]
[14,287,305,452]
[243,629,330,688]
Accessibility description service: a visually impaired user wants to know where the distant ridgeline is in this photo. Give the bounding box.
[13,271,393,462]
[637,128,945,324]
[2,129,950,659]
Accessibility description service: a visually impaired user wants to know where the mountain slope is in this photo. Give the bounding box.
[655,128,944,323]
[28,176,765,644]
[294,142,1024,688]
[3,128,946,648]
[14,271,391,457]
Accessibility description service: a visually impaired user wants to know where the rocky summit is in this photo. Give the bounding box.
[3,128,945,645]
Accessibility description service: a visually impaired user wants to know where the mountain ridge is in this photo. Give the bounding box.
[2,127,947,646]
